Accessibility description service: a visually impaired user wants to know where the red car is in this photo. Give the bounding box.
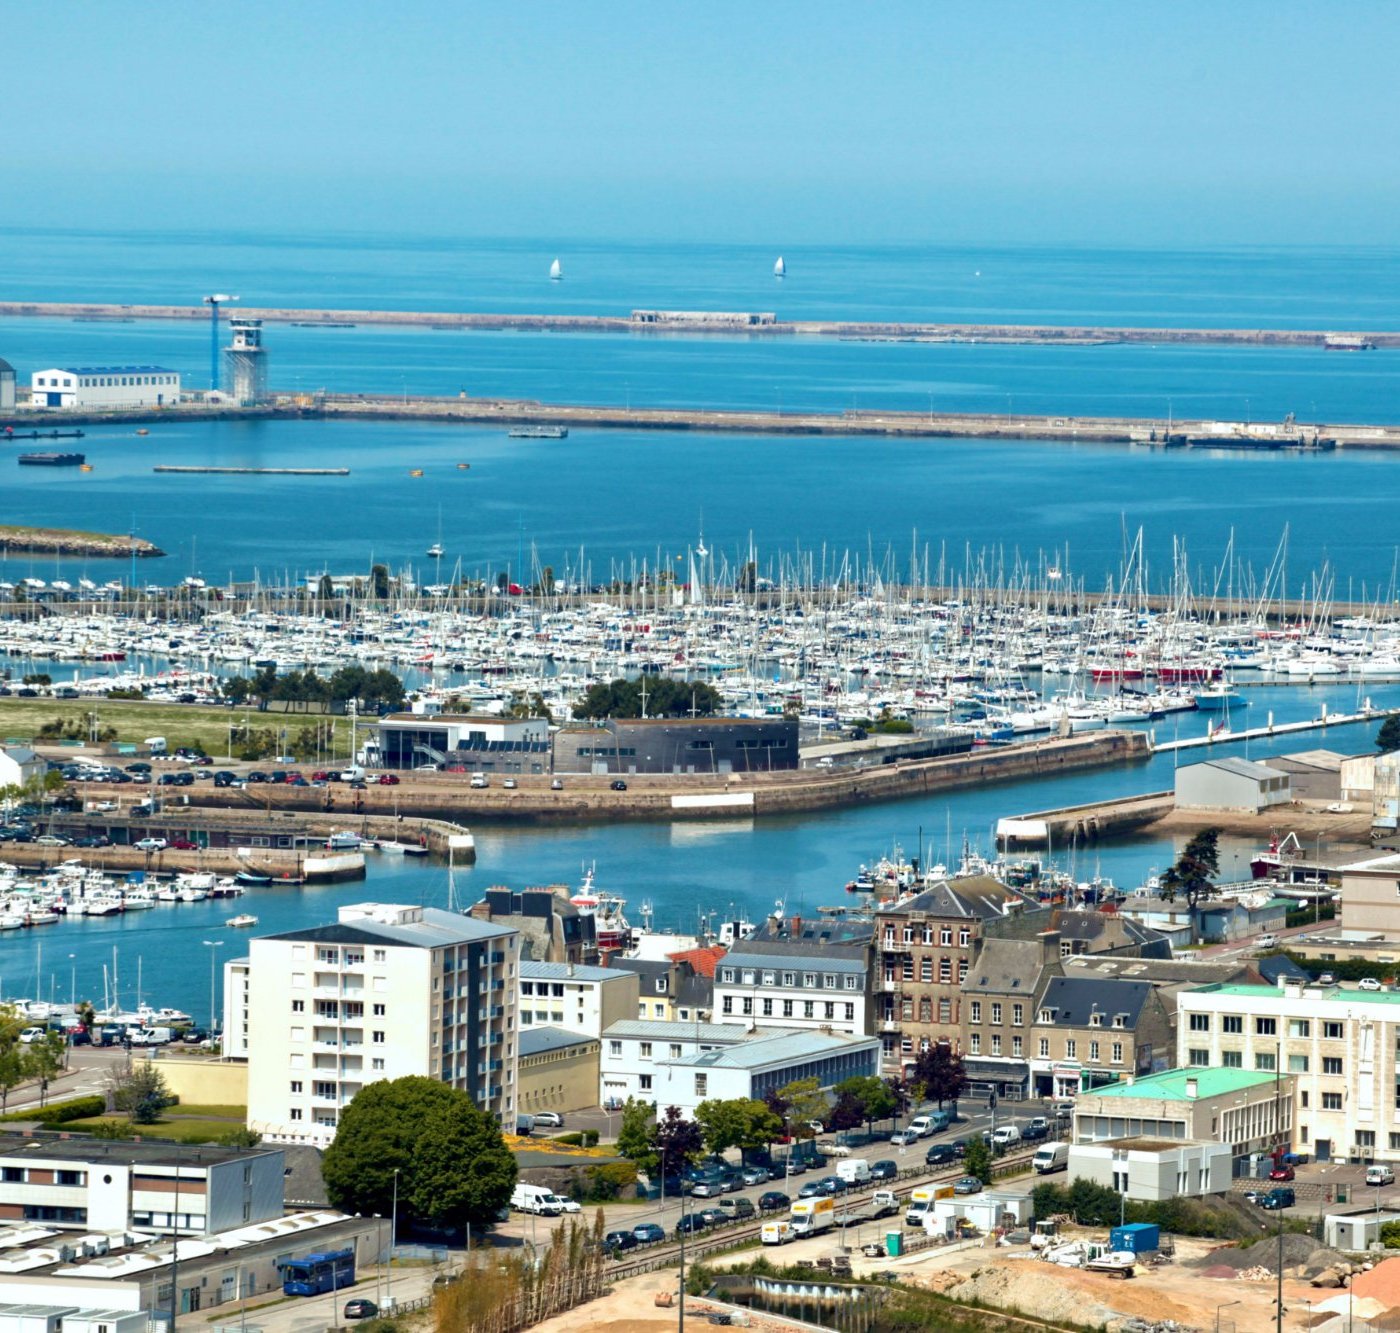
[377,774,400,785]
[1269,1165,1295,1182]
[311,770,331,782]
[168,838,198,851]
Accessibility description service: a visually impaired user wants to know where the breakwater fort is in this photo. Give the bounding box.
[2,298,1395,347]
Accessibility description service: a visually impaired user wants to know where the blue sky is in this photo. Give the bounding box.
[5,2,1397,245]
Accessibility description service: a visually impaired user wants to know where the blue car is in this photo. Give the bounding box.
[633,1223,666,1244]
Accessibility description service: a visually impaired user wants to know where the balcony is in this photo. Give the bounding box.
[875,977,901,993]
[877,1017,903,1034]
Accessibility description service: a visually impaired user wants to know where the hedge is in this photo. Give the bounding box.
[0,1094,106,1125]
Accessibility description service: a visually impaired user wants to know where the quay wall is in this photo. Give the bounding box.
[998,790,1175,848]
[3,300,1398,348]
[177,731,1151,826]
[11,394,1400,451]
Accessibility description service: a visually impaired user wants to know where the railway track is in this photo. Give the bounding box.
[609,1147,1038,1281]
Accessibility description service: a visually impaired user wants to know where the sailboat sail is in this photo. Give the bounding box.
[773,256,786,278]
[549,258,562,281]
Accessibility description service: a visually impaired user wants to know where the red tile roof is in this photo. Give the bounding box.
[667,945,727,978]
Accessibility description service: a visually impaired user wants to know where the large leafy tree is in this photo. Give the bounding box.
[695,1098,783,1155]
[1159,828,1222,908]
[323,1077,516,1231]
[834,1075,898,1134]
[910,1042,968,1109]
[775,1076,829,1136]
[616,1098,658,1176]
[1378,713,1400,753]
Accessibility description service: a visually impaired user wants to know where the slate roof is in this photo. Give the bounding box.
[264,907,512,948]
[962,939,1046,996]
[876,874,1035,921]
[1037,976,1153,1028]
[520,1026,597,1058]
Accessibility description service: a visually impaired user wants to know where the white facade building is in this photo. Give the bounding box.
[1178,981,1400,1164]
[233,903,519,1146]
[599,1020,751,1105]
[518,961,638,1040]
[1066,1140,1232,1201]
[0,747,44,791]
[29,367,180,410]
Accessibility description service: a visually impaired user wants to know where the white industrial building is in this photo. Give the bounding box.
[599,1020,752,1104]
[28,367,180,410]
[0,747,44,791]
[1174,756,1291,813]
[1066,1139,1232,1201]
[646,1029,881,1116]
[518,961,638,1040]
[369,710,550,772]
[229,902,519,1146]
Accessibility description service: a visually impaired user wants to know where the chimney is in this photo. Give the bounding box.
[1038,930,1061,965]
[790,915,802,937]
[566,962,575,978]
[1185,1077,1198,1099]
[1123,1073,1135,1087]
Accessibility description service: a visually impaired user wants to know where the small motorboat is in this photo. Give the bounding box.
[227,913,259,928]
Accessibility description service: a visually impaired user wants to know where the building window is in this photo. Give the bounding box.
[1012,1004,1023,1026]
[762,998,773,1017]
[290,1080,303,1093]
[1189,1048,1210,1066]
[1288,1055,1309,1073]
[903,927,914,944]
[1223,1015,1243,1034]
[969,1033,981,1055]
[1038,1038,1049,1058]
[670,1044,682,1058]
[722,996,733,1014]
[991,1003,1002,1025]
[970,1001,982,1023]
[902,959,914,982]
[923,925,935,945]
[722,969,735,984]
[1012,1035,1023,1056]
[1188,1013,1210,1032]
[920,958,933,983]
[845,975,858,990]
[825,974,838,989]
[783,1000,793,1017]
[640,1042,652,1059]
[919,998,932,1023]
[1322,1057,1343,1075]
[844,1003,854,1022]
[804,973,816,988]
[940,926,952,946]
[694,1074,707,1097]
[762,971,775,986]
[1358,1130,1376,1149]
[938,998,950,1024]
[1255,1018,1276,1036]
[803,1001,814,1019]
[1322,1092,1343,1110]
[1324,1022,1344,1040]
[782,972,795,986]
[938,957,951,983]
[1289,1019,1311,1038]
[1089,1041,1100,1062]
[990,1034,1002,1056]
[1256,1052,1277,1072]
[1111,1042,1123,1064]
[639,1074,652,1091]
[1065,1040,1076,1059]
[742,998,753,1016]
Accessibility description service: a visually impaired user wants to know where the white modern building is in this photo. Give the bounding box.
[233,903,519,1146]
[369,710,551,772]
[518,961,638,1040]
[1178,981,1400,1164]
[646,1029,882,1116]
[1066,1140,1232,1201]
[0,1135,284,1236]
[1173,757,1291,813]
[0,747,44,791]
[28,367,180,410]
[599,1020,752,1105]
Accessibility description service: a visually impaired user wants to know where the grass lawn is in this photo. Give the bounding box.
[64,1115,249,1143]
[169,1103,247,1120]
[0,697,351,761]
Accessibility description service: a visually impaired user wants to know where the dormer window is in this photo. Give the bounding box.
[1089,1013,1102,1027]
[1039,1007,1055,1023]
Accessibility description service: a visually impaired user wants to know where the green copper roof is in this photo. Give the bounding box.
[1087,1067,1281,1101]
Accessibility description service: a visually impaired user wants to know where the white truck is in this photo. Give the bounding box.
[905,1185,939,1227]
[835,1157,871,1185]
[761,1219,794,1245]
[866,1189,900,1219]
[789,1197,835,1238]
[511,1183,562,1216]
[339,765,366,783]
[1033,1142,1070,1174]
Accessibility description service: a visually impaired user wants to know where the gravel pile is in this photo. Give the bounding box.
[1197,1233,1344,1276]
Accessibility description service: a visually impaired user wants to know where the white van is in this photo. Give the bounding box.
[511,1183,562,1216]
[1367,1165,1395,1187]
[1033,1142,1070,1174]
[145,736,167,756]
[992,1125,1021,1148]
[908,1115,936,1138]
[339,765,365,783]
[835,1158,871,1185]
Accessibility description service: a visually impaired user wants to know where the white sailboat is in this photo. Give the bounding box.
[549,258,562,281]
[773,255,786,278]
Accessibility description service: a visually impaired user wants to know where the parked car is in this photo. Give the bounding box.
[689,1179,726,1198]
[35,834,72,847]
[758,1191,791,1212]
[717,1197,755,1220]
[925,1143,959,1166]
[74,835,113,849]
[675,1213,709,1236]
[1259,1187,1296,1211]
[890,1129,919,1147]
[1368,1165,1396,1187]
[1269,1165,1295,1182]
[610,779,628,791]
[806,1120,825,1135]
[796,1179,826,1199]
[953,1176,984,1195]
[815,1176,848,1196]
[133,837,168,852]
[18,1027,47,1044]
[1024,1116,1052,1139]
[870,1160,899,1182]
[533,1111,563,1127]
[633,1222,666,1244]
[1359,977,1383,991]
[169,839,198,850]
[551,778,564,790]
[602,1230,638,1254]
[378,773,401,785]
[343,1300,378,1321]
[503,778,518,789]
[697,1208,728,1228]
[245,771,268,783]
[947,1140,971,1158]
[741,1166,770,1186]
[1318,972,1337,985]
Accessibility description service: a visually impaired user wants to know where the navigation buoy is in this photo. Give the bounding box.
[457,462,470,470]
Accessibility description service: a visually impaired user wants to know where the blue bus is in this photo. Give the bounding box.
[278,1248,356,1296]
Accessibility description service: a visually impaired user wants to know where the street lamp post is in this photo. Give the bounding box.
[202,940,223,1033]
[388,1168,401,1309]
[1215,1298,1240,1332]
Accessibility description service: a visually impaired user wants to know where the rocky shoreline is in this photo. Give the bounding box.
[0,525,166,558]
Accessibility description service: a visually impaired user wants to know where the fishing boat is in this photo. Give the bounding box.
[226,913,259,928]
[1194,683,1243,710]
[324,831,363,850]
[234,870,272,887]
[569,866,632,953]
[549,257,562,281]
[773,256,786,278]
[507,425,568,439]
[427,542,444,559]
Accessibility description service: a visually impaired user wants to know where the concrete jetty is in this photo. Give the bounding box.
[152,465,350,476]
[3,299,1398,349]
[1152,706,1387,753]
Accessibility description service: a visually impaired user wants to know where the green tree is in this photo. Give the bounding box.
[323,1076,515,1231]
[827,1092,864,1133]
[108,1063,175,1123]
[1379,714,1400,753]
[616,1098,658,1175]
[964,1136,993,1186]
[910,1042,968,1109]
[0,1046,25,1113]
[214,1127,264,1148]
[409,1096,518,1229]
[23,1032,67,1105]
[369,564,391,600]
[1159,827,1222,908]
[775,1076,828,1136]
[694,1098,783,1155]
[317,573,336,603]
[834,1075,898,1134]
[573,677,723,721]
